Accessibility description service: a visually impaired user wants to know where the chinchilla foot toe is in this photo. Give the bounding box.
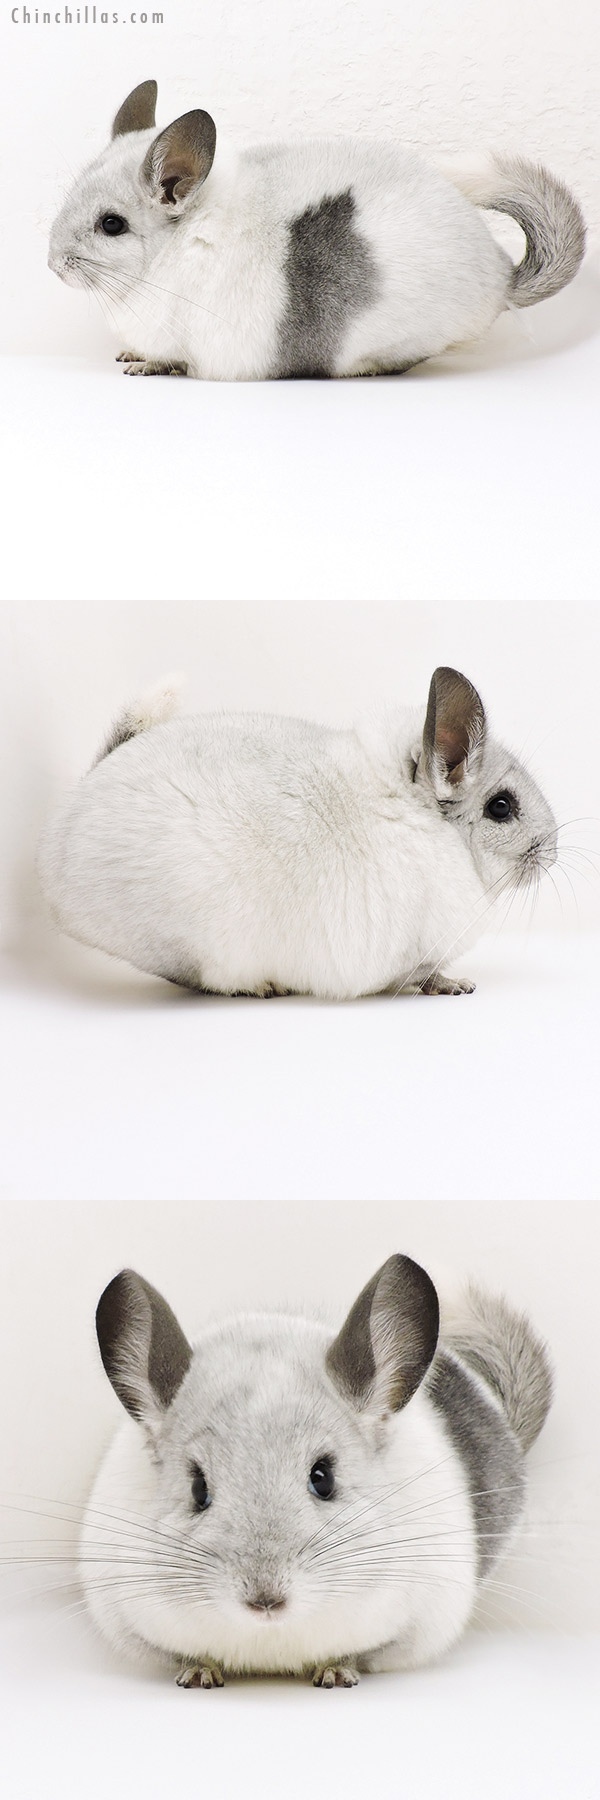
[312,1664,360,1688]
[420,974,476,996]
[176,1663,225,1689]
[123,359,188,377]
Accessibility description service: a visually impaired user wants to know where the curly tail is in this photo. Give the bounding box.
[440,151,586,307]
[91,676,183,769]
[440,1280,553,1452]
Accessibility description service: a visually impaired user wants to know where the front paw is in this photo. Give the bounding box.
[420,974,476,996]
[176,1662,225,1689]
[121,357,188,377]
[312,1663,360,1689]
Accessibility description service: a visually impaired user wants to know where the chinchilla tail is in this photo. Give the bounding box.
[91,675,184,768]
[439,151,585,306]
[440,1280,553,1452]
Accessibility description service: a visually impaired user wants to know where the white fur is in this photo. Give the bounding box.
[38,679,556,999]
[79,1255,552,1685]
[47,111,584,379]
[80,1313,477,1678]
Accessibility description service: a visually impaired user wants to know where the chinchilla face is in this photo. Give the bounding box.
[413,667,557,900]
[48,134,158,294]
[94,1260,441,1669]
[48,81,217,298]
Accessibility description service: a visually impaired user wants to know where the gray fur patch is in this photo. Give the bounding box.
[491,156,586,307]
[427,1349,525,1577]
[273,188,379,378]
[91,720,137,767]
[443,1281,553,1454]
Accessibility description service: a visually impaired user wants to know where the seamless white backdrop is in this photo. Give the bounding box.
[1,0,598,355]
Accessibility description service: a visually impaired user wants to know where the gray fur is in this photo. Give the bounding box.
[91,717,138,768]
[427,1349,525,1576]
[273,188,379,378]
[443,1281,553,1453]
[489,154,586,307]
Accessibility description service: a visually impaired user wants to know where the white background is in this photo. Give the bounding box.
[0,0,598,355]
[2,598,599,938]
[2,1198,598,1632]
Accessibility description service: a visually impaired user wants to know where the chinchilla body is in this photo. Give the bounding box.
[80,1258,552,1682]
[48,82,585,381]
[38,669,557,999]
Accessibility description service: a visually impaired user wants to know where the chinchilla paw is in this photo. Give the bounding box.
[420,974,476,996]
[123,358,188,377]
[312,1663,360,1689]
[176,1662,225,1689]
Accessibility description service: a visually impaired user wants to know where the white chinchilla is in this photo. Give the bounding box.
[38,666,557,1000]
[80,1255,552,1686]
[48,80,585,381]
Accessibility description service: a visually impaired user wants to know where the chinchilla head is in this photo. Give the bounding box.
[48,81,217,294]
[409,666,557,898]
[95,1259,440,1661]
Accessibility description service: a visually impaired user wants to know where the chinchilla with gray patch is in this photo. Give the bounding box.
[80,1255,552,1686]
[38,666,557,999]
[48,80,585,380]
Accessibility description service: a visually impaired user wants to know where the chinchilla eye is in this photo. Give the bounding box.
[485,791,516,822]
[191,1466,211,1512]
[308,1457,336,1500]
[98,213,129,237]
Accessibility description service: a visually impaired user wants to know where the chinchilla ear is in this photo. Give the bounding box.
[96,1270,192,1435]
[325,1255,439,1417]
[112,80,158,138]
[142,110,217,207]
[422,666,486,799]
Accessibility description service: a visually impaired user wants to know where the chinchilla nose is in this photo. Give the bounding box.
[246,1591,287,1614]
[532,832,557,870]
[48,247,74,277]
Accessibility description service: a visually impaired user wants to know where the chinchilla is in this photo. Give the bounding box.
[80,1255,552,1686]
[38,666,557,1000]
[48,79,585,381]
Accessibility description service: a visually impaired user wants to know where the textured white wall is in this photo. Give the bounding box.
[1,0,598,352]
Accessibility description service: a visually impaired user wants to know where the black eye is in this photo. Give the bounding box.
[309,1457,336,1500]
[99,213,128,236]
[191,1466,211,1512]
[485,791,516,822]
